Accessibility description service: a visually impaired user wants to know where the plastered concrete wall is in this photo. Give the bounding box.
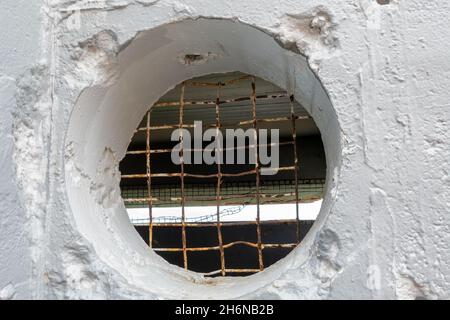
[0,0,45,300]
[0,0,449,300]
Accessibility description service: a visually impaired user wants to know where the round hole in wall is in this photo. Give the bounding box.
[64,18,341,298]
[120,72,326,277]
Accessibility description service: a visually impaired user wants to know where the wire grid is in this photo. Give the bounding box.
[121,75,309,276]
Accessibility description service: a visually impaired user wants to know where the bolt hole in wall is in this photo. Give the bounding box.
[120,72,326,277]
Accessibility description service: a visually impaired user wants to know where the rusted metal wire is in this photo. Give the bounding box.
[290,94,301,244]
[152,93,288,108]
[208,116,310,130]
[179,82,188,270]
[204,269,261,276]
[220,116,308,127]
[152,241,297,253]
[121,166,295,180]
[126,141,294,156]
[251,77,264,272]
[215,84,226,276]
[136,124,195,132]
[146,112,154,248]
[189,74,252,88]
[135,116,310,133]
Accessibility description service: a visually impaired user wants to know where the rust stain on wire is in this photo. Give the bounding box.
[152,241,298,253]
[251,77,264,272]
[146,111,154,248]
[152,93,288,108]
[215,84,226,276]
[134,116,310,133]
[121,167,295,180]
[126,142,295,156]
[290,94,301,244]
[189,74,252,88]
[179,82,188,270]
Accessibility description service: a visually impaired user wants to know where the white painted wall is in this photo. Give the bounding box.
[0,0,449,300]
[0,0,45,300]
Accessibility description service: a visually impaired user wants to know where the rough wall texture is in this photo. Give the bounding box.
[0,0,449,299]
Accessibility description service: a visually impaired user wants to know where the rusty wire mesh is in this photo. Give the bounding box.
[121,75,314,277]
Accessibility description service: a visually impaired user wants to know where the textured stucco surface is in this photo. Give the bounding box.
[0,0,449,299]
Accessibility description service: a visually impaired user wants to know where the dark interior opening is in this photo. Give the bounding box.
[120,72,326,276]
